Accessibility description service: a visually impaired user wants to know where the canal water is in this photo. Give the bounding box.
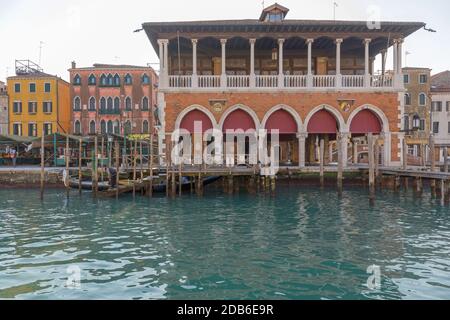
[0,185,449,300]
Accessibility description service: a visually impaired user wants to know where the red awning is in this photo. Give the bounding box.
[265,109,298,134]
[223,109,256,132]
[180,110,213,133]
[350,109,382,134]
[307,110,338,134]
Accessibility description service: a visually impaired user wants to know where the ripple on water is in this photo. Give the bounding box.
[0,187,450,299]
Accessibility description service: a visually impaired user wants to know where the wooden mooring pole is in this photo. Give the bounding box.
[65,135,70,199]
[115,140,120,200]
[430,134,436,194]
[368,133,375,202]
[319,139,325,188]
[337,134,343,196]
[40,130,45,201]
[78,138,83,195]
[133,139,137,199]
[93,136,98,198]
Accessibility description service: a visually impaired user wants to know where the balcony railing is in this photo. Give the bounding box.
[166,74,397,90]
[256,75,278,88]
[341,75,364,88]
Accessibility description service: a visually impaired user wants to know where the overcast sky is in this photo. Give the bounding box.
[0,0,449,82]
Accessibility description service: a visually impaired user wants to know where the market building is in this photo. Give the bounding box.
[7,60,70,137]
[142,3,425,167]
[68,63,158,136]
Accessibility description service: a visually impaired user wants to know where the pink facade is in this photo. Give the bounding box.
[69,63,158,135]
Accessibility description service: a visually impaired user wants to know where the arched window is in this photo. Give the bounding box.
[107,120,113,134]
[142,120,149,134]
[100,74,107,86]
[419,93,427,106]
[107,74,113,86]
[142,97,149,111]
[124,74,132,85]
[405,93,411,106]
[100,97,106,111]
[114,121,120,134]
[107,97,113,111]
[73,97,81,111]
[114,97,120,112]
[89,120,96,134]
[88,74,96,85]
[124,120,132,135]
[113,74,120,86]
[74,120,81,135]
[142,74,150,84]
[73,74,81,85]
[404,115,410,131]
[125,97,132,111]
[100,120,107,134]
[89,97,96,111]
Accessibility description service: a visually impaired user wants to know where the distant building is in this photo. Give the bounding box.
[0,81,8,135]
[68,63,158,136]
[402,67,431,157]
[431,70,450,160]
[7,60,71,137]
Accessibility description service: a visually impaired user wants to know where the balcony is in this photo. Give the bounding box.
[166,74,396,91]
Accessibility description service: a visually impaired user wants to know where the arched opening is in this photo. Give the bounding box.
[265,109,299,165]
[180,109,213,134]
[107,120,113,134]
[222,108,257,165]
[89,120,96,135]
[306,109,340,165]
[100,120,106,135]
[349,108,383,165]
[74,120,81,135]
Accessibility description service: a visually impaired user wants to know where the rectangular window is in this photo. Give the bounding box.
[420,119,425,131]
[28,123,37,137]
[13,101,22,113]
[14,83,21,93]
[13,123,22,136]
[44,83,51,93]
[43,101,53,113]
[447,102,450,112]
[28,101,37,114]
[403,74,409,84]
[44,123,53,136]
[433,122,440,134]
[448,122,450,134]
[432,101,442,112]
[29,83,36,93]
[419,74,428,84]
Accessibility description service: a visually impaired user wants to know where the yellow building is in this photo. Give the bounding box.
[7,61,70,137]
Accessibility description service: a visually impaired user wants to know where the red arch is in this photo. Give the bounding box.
[180,110,213,133]
[350,109,382,134]
[265,109,298,134]
[223,109,256,132]
[307,110,338,134]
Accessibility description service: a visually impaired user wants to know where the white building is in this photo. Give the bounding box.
[431,70,450,161]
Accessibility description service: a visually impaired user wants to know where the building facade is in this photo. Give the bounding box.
[143,3,424,167]
[7,60,70,137]
[68,63,158,136]
[0,81,8,135]
[431,70,450,161]
[402,67,431,158]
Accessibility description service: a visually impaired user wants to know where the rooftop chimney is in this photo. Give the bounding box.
[71,61,76,69]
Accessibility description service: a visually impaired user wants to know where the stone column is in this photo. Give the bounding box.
[383,132,392,167]
[249,39,256,88]
[341,132,349,168]
[364,38,372,88]
[192,39,198,88]
[307,39,314,88]
[220,39,227,88]
[157,39,169,88]
[393,40,399,87]
[381,49,387,75]
[335,39,343,88]
[297,133,307,168]
[278,39,285,88]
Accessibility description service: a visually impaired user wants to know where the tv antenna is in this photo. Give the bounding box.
[333,2,338,21]
[38,41,45,66]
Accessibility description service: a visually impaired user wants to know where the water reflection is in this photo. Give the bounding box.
[0,186,449,300]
